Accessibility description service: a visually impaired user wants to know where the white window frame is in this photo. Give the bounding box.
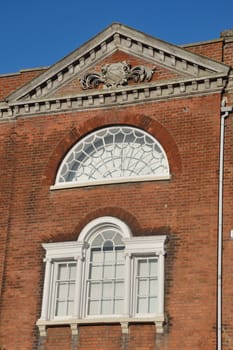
[50,261,77,319]
[51,126,171,190]
[83,230,126,318]
[37,217,166,334]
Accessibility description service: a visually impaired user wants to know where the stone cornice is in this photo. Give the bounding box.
[225,70,233,93]
[6,23,230,103]
[0,73,228,121]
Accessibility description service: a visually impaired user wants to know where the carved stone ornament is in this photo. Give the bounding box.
[80,61,155,89]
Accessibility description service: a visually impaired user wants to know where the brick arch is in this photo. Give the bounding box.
[73,207,172,240]
[42,112,182,185]
[72,207,142,239]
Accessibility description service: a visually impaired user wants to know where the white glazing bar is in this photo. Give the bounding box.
[55,126,170,185]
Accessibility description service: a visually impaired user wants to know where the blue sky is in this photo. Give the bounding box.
[0,0,233,74]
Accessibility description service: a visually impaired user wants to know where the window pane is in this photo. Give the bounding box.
[67,301,74,315]
[116,249,124,262]
[113,233,124,246]
[68,282,75,299]
[91,250,102,263]
[137,297,148,313]
[115,264,124,278]
[90,265,102,279]
[149,278,158,296]
[57,283,68,299]
[69,265,76,279]
[104,250,114,264]
[138,279,148,295]
[56,301,66,316]
[103,230,115,240]
[92,235,104,247]
[89,282,101,298]
[138,260,148,276]
[103,282,113,298]
[102,300,112,314]
[58,264,68,280]
[103,240,113,249]
[114,299,124,314]
[103,265,114,279]
[88,300,99,315]
[149,297,157,313]
[115,282,124,298]
[149,259,158,276]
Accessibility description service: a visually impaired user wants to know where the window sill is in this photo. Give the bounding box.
[50,174,171,191]
[37,315,165,336]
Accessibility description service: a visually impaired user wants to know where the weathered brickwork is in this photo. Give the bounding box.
[0,24,233,350]
[0,68,47,101]
[184,39,224,62]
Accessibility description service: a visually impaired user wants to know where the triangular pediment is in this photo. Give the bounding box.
[44,50,188,99]
[0,23,230,120]
[6,23,230,104]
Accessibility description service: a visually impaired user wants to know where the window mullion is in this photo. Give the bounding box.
[84,247,92,318]
[99,252,104,315]
[157,252,165,315]
[74,255,83,319]
[124,253,131,316]
[52,264,59,318]
[40,258,52,320]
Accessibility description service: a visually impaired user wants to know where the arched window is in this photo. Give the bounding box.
[37,217,167,333]
[87,228,125,316]
[53,126,170,189]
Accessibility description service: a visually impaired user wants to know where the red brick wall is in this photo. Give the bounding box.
[0,123,15,310]
[0,68,47,101]
[0,93,222,349]
[184,40,224,62]
[128,324,156,350]
[78,325,122,350]
[184,38,233,68]
[222,111,233,349]
[223,41,233,66]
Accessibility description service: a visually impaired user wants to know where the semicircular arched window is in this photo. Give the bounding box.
[53,126,170,188]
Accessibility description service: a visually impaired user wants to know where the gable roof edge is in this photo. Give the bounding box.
[5,23,230,103]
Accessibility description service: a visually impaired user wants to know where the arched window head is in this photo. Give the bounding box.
[78,216,132,243]
[54,126,170,188]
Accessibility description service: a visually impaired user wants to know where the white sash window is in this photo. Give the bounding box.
[37,217,166,332]
[54,262,76,317]
[87,231,125,316]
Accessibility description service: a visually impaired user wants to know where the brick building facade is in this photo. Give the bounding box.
[0,23,233,350]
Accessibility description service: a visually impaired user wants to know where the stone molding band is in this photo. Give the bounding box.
[0,74,227,121]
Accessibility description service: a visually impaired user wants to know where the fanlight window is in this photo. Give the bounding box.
[54,126,170,187]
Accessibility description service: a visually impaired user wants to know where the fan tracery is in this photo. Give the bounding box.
[56,126,169,185]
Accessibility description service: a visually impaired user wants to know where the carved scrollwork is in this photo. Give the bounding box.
[80,73,104,89]
[80,61,155,89]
